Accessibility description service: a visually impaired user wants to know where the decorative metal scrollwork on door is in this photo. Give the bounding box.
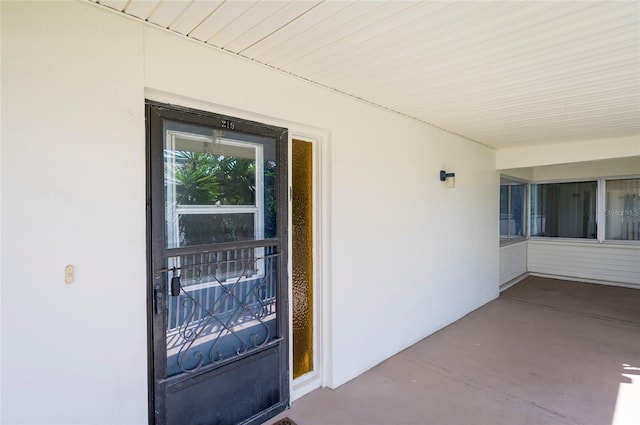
[164,247,280,376]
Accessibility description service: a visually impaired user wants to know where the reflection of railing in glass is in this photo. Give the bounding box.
[177,212,256,245]
[166,247,279,377]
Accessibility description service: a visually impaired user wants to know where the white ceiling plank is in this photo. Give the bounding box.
[124,0,160,20]
[206,1,294,50]
[361,96,639,144]
[369,47,639,114]
[411,6,638,86]
[404,83,640,115]
[432,95,640,128]
[313,1,556,84]
[336,30,638,113]
[282,1,427,73]
[449,118,640,142]
[318,2,629,94]
[288,1,440,78]
[225,1,321,54]
[241,1,355,60]
[436,116,640,144]
[169,1,225,36]
[187,1,257,42]
[421,87,640,124]
[146,0,190,28]
[378,91,639,135]
[472,116,639,134]
[320,2,635,94]
[400,56,638,107]
[424,75,640,120]
[98,0,130,12]
[264,1,390,69]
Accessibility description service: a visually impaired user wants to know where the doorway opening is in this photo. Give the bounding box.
[146,101,289,425]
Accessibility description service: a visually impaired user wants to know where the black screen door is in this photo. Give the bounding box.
[146,101,289,425]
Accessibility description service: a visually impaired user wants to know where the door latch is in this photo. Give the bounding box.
[171,275,181,297]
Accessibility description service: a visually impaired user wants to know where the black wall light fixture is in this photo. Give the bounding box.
[440,170,455,188]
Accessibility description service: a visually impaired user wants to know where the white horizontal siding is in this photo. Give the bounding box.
[499,241,528,285]
[528,240,640,286]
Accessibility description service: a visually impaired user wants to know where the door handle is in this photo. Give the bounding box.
[154,284,163,315]
[171,276,181,297]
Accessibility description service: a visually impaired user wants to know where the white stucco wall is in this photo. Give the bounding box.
[1,1,499,423]
[532,157,640,181]
[500,157,640,183]
[495,135,640,170]
[1,2,147,424]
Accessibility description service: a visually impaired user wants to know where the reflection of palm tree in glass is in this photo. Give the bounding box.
[175,151,256,244]
[263,161,277,239]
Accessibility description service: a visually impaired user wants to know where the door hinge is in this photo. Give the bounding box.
[289,186,293,201]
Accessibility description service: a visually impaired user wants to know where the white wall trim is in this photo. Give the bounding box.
[500,272,530,292]
[529,272,640,290]
[528,237,640,249]
[500,271,640,291]
[289,133,331,400]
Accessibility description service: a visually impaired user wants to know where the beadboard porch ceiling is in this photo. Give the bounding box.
[90,0,640,149]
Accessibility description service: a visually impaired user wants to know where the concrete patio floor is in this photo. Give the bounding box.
[268,276,640,425]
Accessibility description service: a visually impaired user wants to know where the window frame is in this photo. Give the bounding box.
[602,176,640,244]
[500,175,528,246]
[522,176,640,245]
[529,179,599,241]
[165,129,265,248]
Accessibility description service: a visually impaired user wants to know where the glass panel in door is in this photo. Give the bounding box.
[162,122,280,376]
